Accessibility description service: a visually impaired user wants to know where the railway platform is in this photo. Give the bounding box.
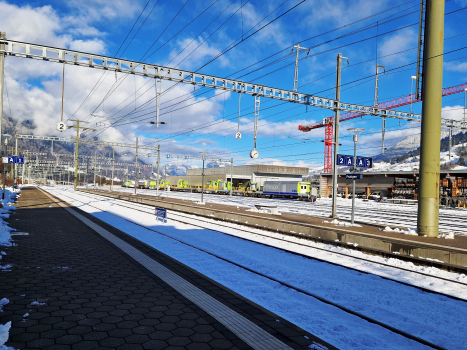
[83,189,467,271]
[0,187,335,350]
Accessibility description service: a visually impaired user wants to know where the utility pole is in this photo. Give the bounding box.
[134,137,138,195]
[374,64,386,153]
[69,120,93,190]
[448,126,452,160]
[93,151,97,189]
[2,138,7,199]
[417,0,445,237]
[155,78,162,127]
[156,144,160,196]
[111,148,115,191]
[331,53,348,218]
[230,158,233,196]
[292,43,310,92]
[200,153,206,203]
[13,134,17,187]
[0,33,5,150]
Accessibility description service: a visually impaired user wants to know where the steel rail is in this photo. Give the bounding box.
[53,188,449,350]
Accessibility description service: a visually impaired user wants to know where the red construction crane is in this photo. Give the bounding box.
[299,82,467,173]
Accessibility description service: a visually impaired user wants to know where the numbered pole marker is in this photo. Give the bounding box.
[235,132,242,139]
[57,122,67,132]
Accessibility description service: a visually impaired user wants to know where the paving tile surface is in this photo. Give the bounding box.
[0,187,334,350]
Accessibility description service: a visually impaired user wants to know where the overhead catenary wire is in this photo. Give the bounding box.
[75,0,466,159]
[67,0,155,121]
[97,2,436,137]
[85,0,424,139]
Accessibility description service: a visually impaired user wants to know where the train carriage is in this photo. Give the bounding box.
[263,181,312,199]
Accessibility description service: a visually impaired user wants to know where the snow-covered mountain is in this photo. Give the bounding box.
[159,163,199,176]
[307,130,467,175]
[372,129,452,162]
[206,160,231,168]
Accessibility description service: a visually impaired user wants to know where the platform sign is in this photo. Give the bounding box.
[6,156,25,164]
[356,156,372,168]
[337,154,353,166]
[346,174,362,180]
[155,207,167,223]
[337,154,372,168]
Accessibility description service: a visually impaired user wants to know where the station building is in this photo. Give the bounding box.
[166,164,309,187]
[319,169,467,199]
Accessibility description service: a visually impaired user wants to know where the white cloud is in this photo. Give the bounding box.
[441,105,467,121]
[444,62,467,72]
[303,0,389,28]
[69,39,106,54]
[168,37,230,70]
[66,0,141,22]
[379,28,417,66]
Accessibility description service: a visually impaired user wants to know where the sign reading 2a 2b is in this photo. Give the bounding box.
[337,154,372,168]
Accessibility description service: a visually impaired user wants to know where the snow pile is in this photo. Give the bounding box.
[0,298,8,312]
[30,301,45,306]
[0,188,18,248]
[247,207,281,215]
[0,321,12,349]
[0,188,19,350]
[383,226,418,236]
[438,232,455,239]
[0,300,14,349]
[323,219,362,227]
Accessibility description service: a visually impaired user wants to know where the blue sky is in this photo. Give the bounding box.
[1,0,467,169]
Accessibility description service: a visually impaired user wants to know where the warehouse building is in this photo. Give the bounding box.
[167,164,309,187]
[319,169,467,199]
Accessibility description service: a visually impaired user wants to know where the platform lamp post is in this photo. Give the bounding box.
[348,128,365,225]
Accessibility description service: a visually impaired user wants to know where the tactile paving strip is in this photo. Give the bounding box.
[45,190,293,350]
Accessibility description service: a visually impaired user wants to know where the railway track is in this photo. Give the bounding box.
[47,187,452,350]
[63,189,467,292]
[82,188,467,273]
[113,188,467,235]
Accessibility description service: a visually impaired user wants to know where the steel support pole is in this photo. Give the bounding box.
[13,136,17,187]
[230,158,233,196]
[448,127,452,160]
[351,136,358,225]
[0,32,5,151]
[2,165,5,200]
[93,151,97,189]
[201,155,205,203]
[417,0,445,237]
[73,121,79,190]
[293,43,300,92]
[331,53,346,218]
[134,137,138,195]
[156,145,160,196]
[111,148,114,191]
